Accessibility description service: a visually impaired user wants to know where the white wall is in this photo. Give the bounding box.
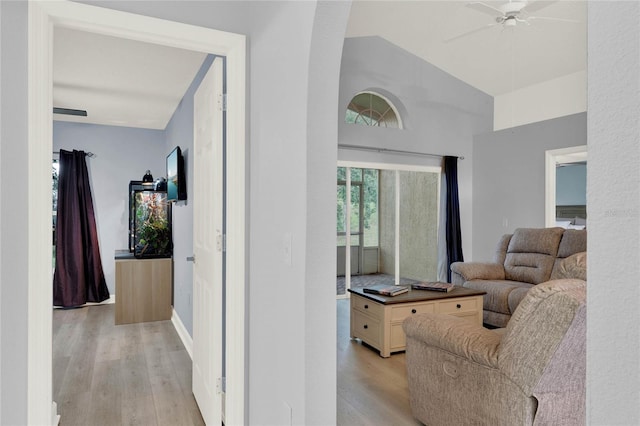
[0,1,3,420]
[53,122,166,295]
[304,2,351,421]
[0,2,28,423]
[494,70,587,131]
[587,1,640,423]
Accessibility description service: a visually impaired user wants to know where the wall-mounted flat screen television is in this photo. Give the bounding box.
[166,146,187,201]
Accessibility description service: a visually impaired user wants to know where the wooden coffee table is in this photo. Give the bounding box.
[348,286,486,357]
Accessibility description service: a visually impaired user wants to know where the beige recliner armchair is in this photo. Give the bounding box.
[403,279,586,426]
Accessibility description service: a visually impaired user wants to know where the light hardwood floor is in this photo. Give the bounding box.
[53,304,204,426]
[54,299,415,425]
[337,299,421,426]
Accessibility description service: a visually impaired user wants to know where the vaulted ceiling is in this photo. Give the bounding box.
[52,1,587,129]
[346,0,587,96]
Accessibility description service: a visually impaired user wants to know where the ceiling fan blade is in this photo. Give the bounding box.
[466,2,504,17]
[521,0,557,14]
[53,107,87,117]
[444,23,498,43]
[527,15,581,24]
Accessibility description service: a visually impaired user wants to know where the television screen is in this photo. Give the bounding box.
[166,146,186,201]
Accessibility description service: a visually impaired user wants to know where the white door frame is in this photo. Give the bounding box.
[28,2,246,424]
[544,145,588,227]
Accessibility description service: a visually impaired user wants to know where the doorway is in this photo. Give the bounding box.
[545,145,588,227]
[28,3,246,424]
[337,161,441,297]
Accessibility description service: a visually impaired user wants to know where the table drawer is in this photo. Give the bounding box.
[439,297,480,314]
[353,296,383,317]
[352,310,381,347]
[391,302,435,321]
[390,323,406,350]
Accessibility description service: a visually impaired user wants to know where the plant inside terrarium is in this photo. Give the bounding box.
[135,192,171,257]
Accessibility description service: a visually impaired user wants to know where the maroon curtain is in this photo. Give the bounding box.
[53,149,109,307]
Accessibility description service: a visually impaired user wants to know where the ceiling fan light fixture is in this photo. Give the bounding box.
[504,16,518,27]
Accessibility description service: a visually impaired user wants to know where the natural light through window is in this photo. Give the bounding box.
[345,92,402,128]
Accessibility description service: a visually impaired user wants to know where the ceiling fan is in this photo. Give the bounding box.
[445,1,580,42]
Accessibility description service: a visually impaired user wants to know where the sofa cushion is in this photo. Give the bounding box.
[551,251,587,281]
[493,234,512,265]
[504,253,557,284]
[507,227,564,256]
[508,287,531,314]
[464,280,534,315]
[504,228,564,284]
[556,229,587,259]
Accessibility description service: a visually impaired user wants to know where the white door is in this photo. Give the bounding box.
[192,57,224,425]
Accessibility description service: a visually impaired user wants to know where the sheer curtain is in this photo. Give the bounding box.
[53,149,109,307]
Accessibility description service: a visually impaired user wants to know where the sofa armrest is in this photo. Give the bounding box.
[450,262,506,284]
[403,313,501,368]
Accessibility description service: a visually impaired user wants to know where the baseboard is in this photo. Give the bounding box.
[99,294,116,305]
[171,308,193,359]
[51,401,60,426]
[52,294,115,309]
[170,309,225,421]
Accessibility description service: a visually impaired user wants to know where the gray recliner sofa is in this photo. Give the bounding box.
[450,227,586,328]
[403,279,586,425]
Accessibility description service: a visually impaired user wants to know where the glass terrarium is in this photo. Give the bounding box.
[129,181,172,258]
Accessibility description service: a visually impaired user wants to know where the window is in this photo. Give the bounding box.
[345,92,401,128]
[337,167,378,248]
[337,163,440,297]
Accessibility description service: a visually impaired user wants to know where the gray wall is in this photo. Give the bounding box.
[165,55,214,336]
[338,36,494,260]
[556,163,586,206]
[53,122,167,295]
[587,2,640,422]
[471,112,587,261]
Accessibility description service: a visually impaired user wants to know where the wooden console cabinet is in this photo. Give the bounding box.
[348,287,485,357]
[115,254,172,325]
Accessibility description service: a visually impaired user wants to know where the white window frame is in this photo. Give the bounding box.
[346,91,404,129]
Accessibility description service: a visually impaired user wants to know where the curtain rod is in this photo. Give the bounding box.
[53,151,95,158]
[338,144,464,160]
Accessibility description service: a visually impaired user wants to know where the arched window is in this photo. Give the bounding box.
[345,91,402,128]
